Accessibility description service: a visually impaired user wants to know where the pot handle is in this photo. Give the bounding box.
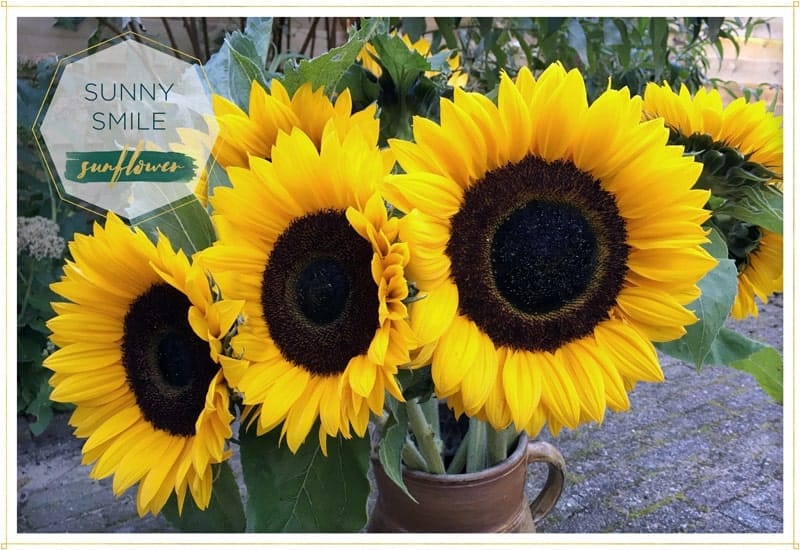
[525,440,566,525]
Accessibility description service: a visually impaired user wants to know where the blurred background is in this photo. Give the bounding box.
[17,16,783,113]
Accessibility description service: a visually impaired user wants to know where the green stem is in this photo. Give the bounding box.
[465,417,488,473]
[446,433,469,474]
[419,397,440,440]
[406,398,446,474]
[487,425,514,466]
[17,257,35,323]
[401,437,429,471]
[47,177,58,222]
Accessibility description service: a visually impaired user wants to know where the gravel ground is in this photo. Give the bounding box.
[15,296,784,534]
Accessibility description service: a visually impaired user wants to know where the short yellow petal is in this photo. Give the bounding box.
[347,354,378,398]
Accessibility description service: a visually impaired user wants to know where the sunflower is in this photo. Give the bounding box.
[728,227,783,319]
[642,82,782,179]
[200,122,417,454]
[211,78,379,171]
[642,82,783,319]
[44,213,245,517]
[383,63,716,436]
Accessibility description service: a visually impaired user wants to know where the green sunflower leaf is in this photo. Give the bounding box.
[705,328,782,404]
[132,198,216,255]
[243,17,274,67]
[204,158,233,201]
[656,226,738,368]
[25,376,54,436]
[281,17,389,97]
[712,182,783,235]
[240,422,371,532]
[334,64,381,108]
[377,401,414,500]
[370,33,430,95]
[204,17,272,111]
[162,462,246,532]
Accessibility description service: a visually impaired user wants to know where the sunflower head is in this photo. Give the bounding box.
[201,121,417,454]
[726,225,783,320]
[642,82,783,181]
[211,78,379,171]
[44,213,245,516]
[643,82,783,319]
[385,63,716,435]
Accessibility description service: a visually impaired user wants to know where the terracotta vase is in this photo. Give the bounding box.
[367,434,565,533]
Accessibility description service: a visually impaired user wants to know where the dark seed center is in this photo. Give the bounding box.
[491,201,597,314]
[721,218,762,273]
[447,155,628,353]
[295,258,351,324]
[262,210,380,377]
[157,332,195,387]
[122,283,218,437]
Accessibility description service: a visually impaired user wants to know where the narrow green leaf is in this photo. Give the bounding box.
[705,17,724,43]
[434,17,459,49]
[162,462,246,532]
[745,19,755,43]
[240,422,371,532]
[477,17,494,39]
[649,18,668,79]
[510,29,536,68]
[281,18,388,97]
[566,19,588,67]
[401,17,427,42]
[87,25,103,49]
[544,17,567,39]
[377,404,414,500]
[489,29,509,71]
[614,19,634,68]
[656,227,738,368]
[603,18,623,46]
[133,198,216,255]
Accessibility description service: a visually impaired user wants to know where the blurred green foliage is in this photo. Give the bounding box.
[17,57,98,435]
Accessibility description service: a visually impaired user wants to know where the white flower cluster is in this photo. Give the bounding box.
[18,216,66,261]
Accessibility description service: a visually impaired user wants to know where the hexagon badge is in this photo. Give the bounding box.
[33,32,218,224]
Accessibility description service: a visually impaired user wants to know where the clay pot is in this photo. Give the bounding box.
[367,434,565,532]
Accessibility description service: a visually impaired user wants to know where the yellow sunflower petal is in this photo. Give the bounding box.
[501,348,542,430]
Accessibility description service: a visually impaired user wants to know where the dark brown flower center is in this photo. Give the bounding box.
[122,283,218,436]
[491,201,598,314]
[447,155,629,353]
[261,209,379,376]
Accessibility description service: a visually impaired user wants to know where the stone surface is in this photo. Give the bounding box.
[15,297,784,534]
[535,295,784,534]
